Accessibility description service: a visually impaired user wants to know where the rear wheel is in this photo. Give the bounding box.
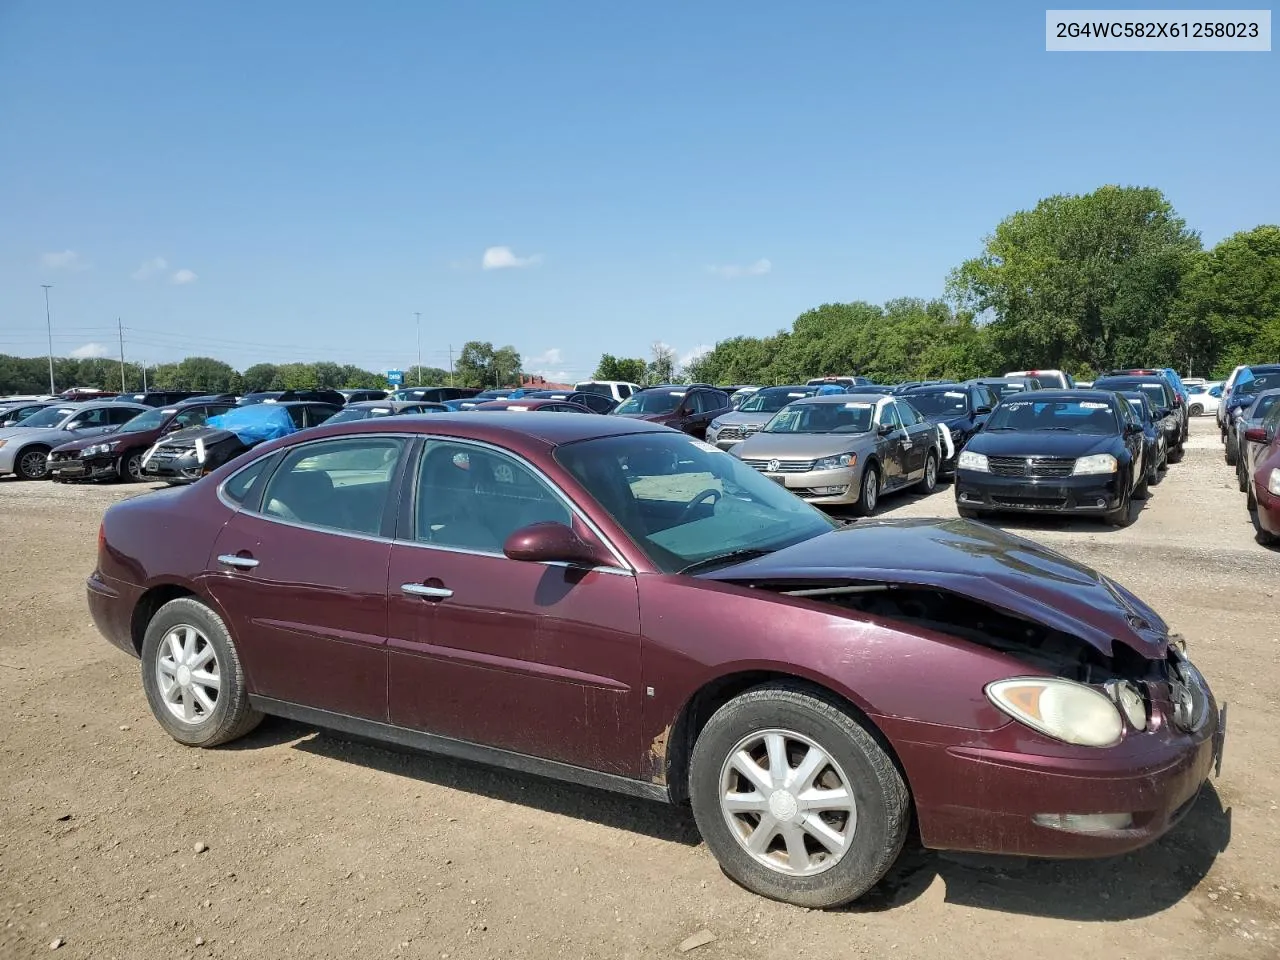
[15,446,51,480]
[688,684,909,908]
[1189,404,1203,417]
[1224,440,1236,466]
[853,465,880,516]
[140,598,262,747]
[1168,443,1184,464]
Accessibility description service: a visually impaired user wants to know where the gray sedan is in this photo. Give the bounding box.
[730,393,942,513]
[0,401,149,480]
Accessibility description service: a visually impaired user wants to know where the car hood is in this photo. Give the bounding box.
[52,428,160,454]
[701,517,1170,660]
[0,426,75,446]
[713,410,775,428]
[733,432,871,459]
[615,411,675,422]
[158,426,241,448]
[967,430,1117,458]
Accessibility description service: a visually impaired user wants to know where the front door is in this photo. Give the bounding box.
[893,400,934,478]
[875,402,909,488]
[204,435,409,720]
[386,438,643,777]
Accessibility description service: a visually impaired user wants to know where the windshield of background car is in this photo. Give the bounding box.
[764,401,874,434]
[985,398,1119,434]
[1096,379,1170,410]
[17,406,77,428]
[575,382,615,397]
[901,389,970,417]
[986,383,1026,399]
[738,387,814,414]
[554,433,837,574]
[1237,371,1280,395]
[325,406,393,423]
[115,407,170,433]
[615,390,683,415]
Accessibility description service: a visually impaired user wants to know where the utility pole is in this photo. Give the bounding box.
[141,363,148,391]
[448,344,454,387]
[41,284,55,394]
[117,318,127,391]
[415,312,422,386]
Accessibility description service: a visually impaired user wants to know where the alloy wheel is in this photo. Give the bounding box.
[864,471,878,511]
[925,455,937,490]
[126,454,144,482]
[155,625,221,724]
[18,450,49,479]
[718,729,858,877]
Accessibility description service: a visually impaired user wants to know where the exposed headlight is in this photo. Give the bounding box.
[82,442,116,457]
[957,450,989,472]
[1269,469,1280,497]
[986,677,1124,747]
[1108,681,1148,731]
[1072,454,1118,475]
[813,453,856,470]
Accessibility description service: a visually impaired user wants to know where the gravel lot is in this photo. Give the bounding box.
[2,417,1278,959]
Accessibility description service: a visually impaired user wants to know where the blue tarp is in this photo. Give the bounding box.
[206,404,299,444]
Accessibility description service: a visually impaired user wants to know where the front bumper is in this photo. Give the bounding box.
[1256,484,1280,537]
[760,465,861,505]
[141,449,204,484]
[48,454,117,480]
[955,469,1123,514]
[882,699,1222,858]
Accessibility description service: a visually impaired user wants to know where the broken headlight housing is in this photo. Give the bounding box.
[986,677,1124,747]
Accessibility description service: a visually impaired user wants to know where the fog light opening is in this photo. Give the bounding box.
[1033,812,1133,833]
[1095,498,1107,508]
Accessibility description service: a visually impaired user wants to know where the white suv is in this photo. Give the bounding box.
[574,380,642,403]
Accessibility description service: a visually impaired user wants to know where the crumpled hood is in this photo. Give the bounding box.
[701,517,1170,660]
[158,426,239,449]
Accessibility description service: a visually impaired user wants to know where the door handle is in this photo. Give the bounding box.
[217,554,260,570]
[401,583,454,600]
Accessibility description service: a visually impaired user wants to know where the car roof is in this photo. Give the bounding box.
[788,392,887,406]
[1012,389,1118,402]
[299,410,669,448]
[345,399,418,409]
[1094,374,1166,385]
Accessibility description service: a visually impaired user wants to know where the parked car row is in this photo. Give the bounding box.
[1214,364,1280,546]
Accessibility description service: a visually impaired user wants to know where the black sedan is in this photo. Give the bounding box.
[1117,390,1166,489]
[955,390,1147,527]
[897,380,999,475]
[522,389,618,413]
[1092,376,1183,463]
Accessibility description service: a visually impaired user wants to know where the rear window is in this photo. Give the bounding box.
[985,398,1119,434]
[576,382,613,397]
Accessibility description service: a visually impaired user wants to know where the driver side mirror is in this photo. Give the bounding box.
[876,422,894,435]
[975,406,992,416]
[503,521,613,568]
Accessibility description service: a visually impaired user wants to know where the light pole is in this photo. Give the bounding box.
[415,312,422,386]
[41,284,55,394]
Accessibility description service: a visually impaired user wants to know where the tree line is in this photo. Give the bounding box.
[0,342,526,396]
[6,187,1277,397]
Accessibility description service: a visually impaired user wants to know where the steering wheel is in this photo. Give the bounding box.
[679,487,721,521]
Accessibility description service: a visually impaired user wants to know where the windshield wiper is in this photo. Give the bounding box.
[1034,426,1078,431]
[679,548,776,575]
[983,425,1016,431]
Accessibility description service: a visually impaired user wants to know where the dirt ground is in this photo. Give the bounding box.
[2,417,1278,960]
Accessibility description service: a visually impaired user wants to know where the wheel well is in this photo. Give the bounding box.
[663,671,912,814]
[130,585,197,655]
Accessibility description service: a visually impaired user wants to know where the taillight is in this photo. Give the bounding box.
[97,522,105,553]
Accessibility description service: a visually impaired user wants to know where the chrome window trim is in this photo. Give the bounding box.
[214,430,637,576]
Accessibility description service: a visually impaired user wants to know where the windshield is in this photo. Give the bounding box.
[1098,380,1169,409]
[116,408,170,433]
[575,382,614,397]
[765,401,875,434]
[616,390,683,415]
[903,390,970,416]
[986,382,1026,399]
[18,405,77,428]
[1237,371,1280,395]
[738,387,814,414]
[986,398,1119,434]
[554,433,836,574]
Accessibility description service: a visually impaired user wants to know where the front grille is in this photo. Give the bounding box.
[988,455,1075,478]
[742,458,817,473]
[717,424,762,441]
[145,447,183,465]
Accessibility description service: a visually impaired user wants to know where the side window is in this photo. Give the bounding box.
[174,408,210,428]
[223,456,273,506]
[878,403,903,430]
[286,406,309,429]
[71,408,110,428]
[108,407,142,425]
[260,437,406,535]
[415,442,571,552]
[893,400,920,426]
[618,385,633,399]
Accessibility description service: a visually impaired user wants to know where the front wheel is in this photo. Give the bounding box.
[1224,442,1236,466]
[140,598,263,747]
[917,451,939,494]
[688,684,909,908]
[1238,461,1249,493]
[117,451,144,483]
[957,504,982,519]
[853,465,880,516]
[1167,444,1184,465]
[15,446,51,480]
[1133,470,1150,500]
[1105,488,1134,527]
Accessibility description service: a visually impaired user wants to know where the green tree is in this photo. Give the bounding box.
[949,185,1201,375]
[454,342,523,387]
[240,363,279,392]
[402,365,451,387]
[592,354,647,383]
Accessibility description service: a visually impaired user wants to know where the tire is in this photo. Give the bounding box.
[1167,444,1184,465]
[1189,404,1203,417]
[140,597,262,747]
[1246,485,1256,512]
[1133,470,1150,500]
[1224,441,1236,467]
[1238,461,1249,493]
[15,446,51,480]
[688,683,909,909]
[853,463,880,517]
[117,451,144,483]
[957,505,982,519]
[1104,488,1134,527]
[917,451,939,495]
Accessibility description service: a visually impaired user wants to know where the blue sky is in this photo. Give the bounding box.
[1,1,1276,383]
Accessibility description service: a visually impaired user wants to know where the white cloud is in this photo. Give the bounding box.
[132,256,169,280]
[170,268,198,285]
[529,347,564,367]
[41,250,87,271]
[679,344,713,369]
[482,246,542,270]
[70,342,110,359]
[706,258,772,279]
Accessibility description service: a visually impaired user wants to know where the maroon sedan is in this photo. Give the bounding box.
[1245,406,1280,544]
[88,414,1224,908]
[472,397,593,414]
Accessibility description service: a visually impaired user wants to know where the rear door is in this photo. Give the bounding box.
[205,435,410,720]
[894,400,934,477]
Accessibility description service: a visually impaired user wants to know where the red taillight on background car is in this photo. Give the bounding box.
[97,522,105,554]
